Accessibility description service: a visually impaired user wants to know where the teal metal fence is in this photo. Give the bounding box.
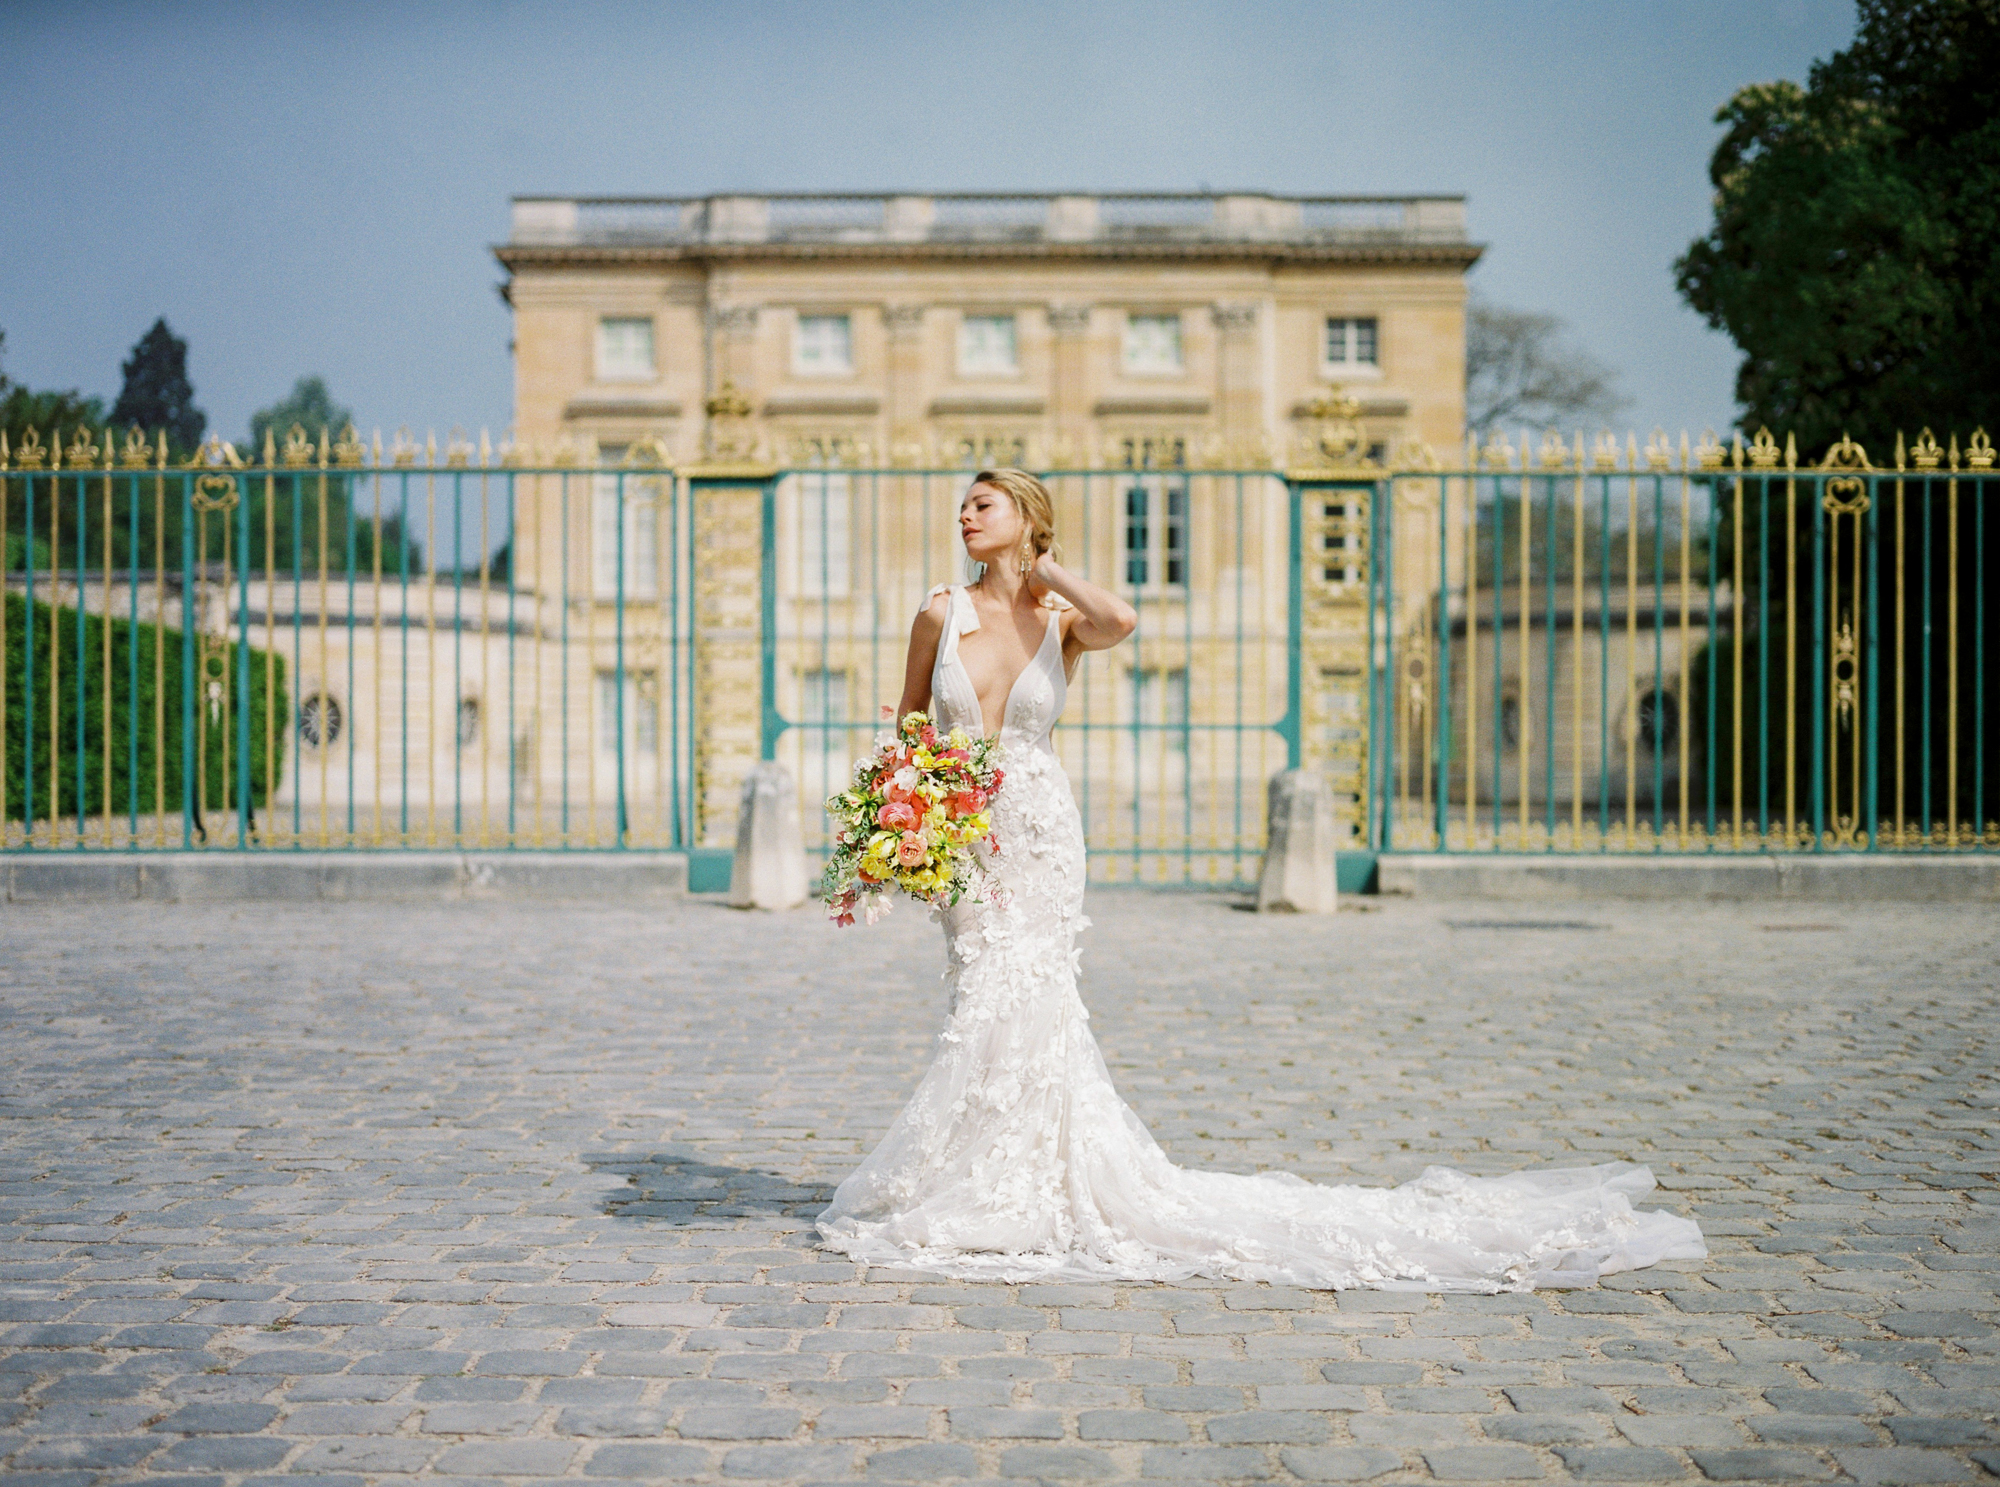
[1363,431,1999,853]
[9,425,1992,868]
[3,430,697,851]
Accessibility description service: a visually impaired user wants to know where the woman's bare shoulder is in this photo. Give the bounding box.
[911,586,952,635]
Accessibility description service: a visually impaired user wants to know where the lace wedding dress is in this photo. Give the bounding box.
[817,585,1706,1291]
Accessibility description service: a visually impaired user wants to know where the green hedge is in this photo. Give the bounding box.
[4,593,286,824]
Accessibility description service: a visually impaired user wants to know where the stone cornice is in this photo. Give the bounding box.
[493,239,1486,272]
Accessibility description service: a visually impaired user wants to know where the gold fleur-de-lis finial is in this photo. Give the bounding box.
[1537,430,1570,470]
[119,426,155,467]
[1479,429,1515,470]
[445,427,473,467]
[1644,428,1672,471]
[1747,427,1781,468]
[1910,428,1943,470]
[332,423,366,467]
[14,426,47,469]
[281,423,315,467]
[1694,430,1725,470]
[66,427,101,467]
[1967,428,1995,470]
[390,427,419,467]
[1590,430,1620,471]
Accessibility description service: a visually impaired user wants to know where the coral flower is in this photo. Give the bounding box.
[896,831,927,867]
[877,800,919,832]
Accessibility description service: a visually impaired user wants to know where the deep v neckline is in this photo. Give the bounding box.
[948,587,1060,741]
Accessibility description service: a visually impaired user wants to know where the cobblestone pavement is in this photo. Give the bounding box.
[2,891,1997,1487]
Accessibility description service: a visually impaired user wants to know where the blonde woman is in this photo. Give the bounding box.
[817,469,1704,1290]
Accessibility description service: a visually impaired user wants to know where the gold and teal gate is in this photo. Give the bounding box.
[1362,429,1999,854]
[761,467,1318,885]
[9,422,1992,872]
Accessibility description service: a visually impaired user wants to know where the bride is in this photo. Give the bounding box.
[816,469,1704,1291]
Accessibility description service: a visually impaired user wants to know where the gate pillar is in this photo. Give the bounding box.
[685,463,777,847]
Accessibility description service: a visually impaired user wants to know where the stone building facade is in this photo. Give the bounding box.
[490,193,1483,869]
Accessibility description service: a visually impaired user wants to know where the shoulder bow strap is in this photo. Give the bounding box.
[919,583,980,634]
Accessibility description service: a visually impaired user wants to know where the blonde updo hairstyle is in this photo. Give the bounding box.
[969,467,1061,575]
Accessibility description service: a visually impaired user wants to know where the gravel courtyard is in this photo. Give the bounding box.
[1,890,1996,1486]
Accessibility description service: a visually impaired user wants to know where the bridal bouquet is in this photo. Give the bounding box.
[821,710,1005,925]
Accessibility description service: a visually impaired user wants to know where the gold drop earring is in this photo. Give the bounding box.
[1019,539,1034,574]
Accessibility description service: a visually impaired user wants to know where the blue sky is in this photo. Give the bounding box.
[2,0,1855,449]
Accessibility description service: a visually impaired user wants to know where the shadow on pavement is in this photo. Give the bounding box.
[583,1150,835,1225]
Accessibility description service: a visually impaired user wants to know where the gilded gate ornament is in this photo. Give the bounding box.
[190,473,240,512]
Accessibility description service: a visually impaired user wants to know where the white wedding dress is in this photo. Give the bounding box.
[817,585,1706,1291]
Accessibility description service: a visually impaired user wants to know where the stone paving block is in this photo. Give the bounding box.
[864,1441,980,1479]
[948,1406,1063,1438]
[996,1444,1120,1479]
[289,1438,437,1473]
[1279,1445,1405,1481]
[552,1405,674,1437]
[1203,1410,1331,1444]
[1138,1443,1274,1478]
[1076,1408,1188,1441]
[280,1405,408,1435]
[1423,1444,1545,1479]
[1485,1412,1608,1444]
[1833,1446,1981,1483]
[9,1436,163,1470]
[1619,1415,1754,1449]
[151,1436,294,1472]
[717,1443,857,1478]
[581,1442,713,1478]
[1554,1445,1690,1480]
[676,1407,801,1439]
[1691,1447,1838,1481]
[1348,1415,1478,1447]
[433,1439,579,1475]
[813,1405,933,1438]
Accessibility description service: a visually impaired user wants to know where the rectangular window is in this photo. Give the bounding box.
[596,670,658,757]
[597,317,655,381]
[794,313,853,375]
[1132,667,1190,754]
[1123,312,1182,374]
[793,472,851,598]
[1323,316,1380,368]
[1121,476,1188,589]
[958,314,1018,375]
[591,454,660,599]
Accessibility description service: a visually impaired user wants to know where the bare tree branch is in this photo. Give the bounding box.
[1465,298,1629,439]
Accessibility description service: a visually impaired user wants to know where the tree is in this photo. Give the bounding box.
[1674,0,2000,453]
[233,375,421,575]
[246,375,353,459]
[109,318,205,456]
[0,328,106,462]
[1463,299,1628,440]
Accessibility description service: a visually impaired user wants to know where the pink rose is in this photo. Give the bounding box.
[896,831,927,867]
[876,800,919,832]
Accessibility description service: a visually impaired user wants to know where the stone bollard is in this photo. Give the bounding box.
[1256,768,1339,914]
[728,760,810,910]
